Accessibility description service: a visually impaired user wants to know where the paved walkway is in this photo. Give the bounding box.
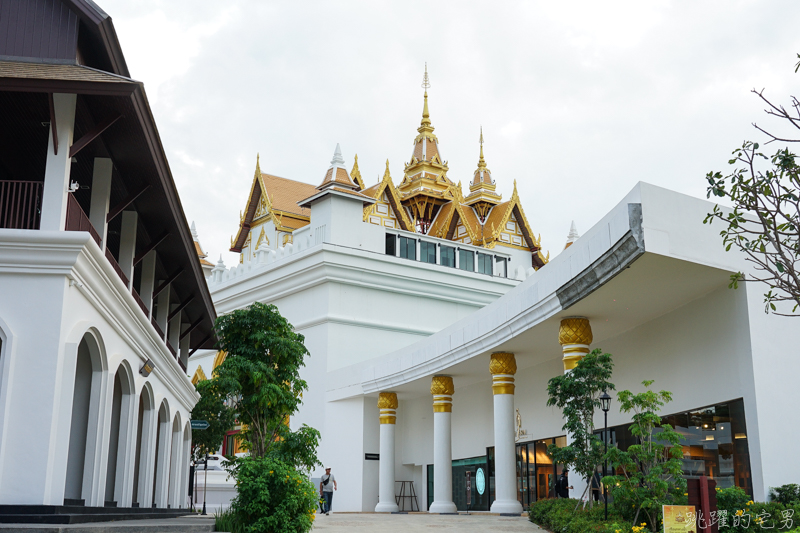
[311,512,543,532]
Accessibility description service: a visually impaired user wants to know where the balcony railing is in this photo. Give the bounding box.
[0,180,43,229]
[105,248,129,287]
[65,193,101,247]
[151,316,165,339]
[132,288,149,317]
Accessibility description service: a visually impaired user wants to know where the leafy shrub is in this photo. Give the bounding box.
[215,506,244,533]
[714,491,800,533]
[528,497,635,533]
[229,456,318,533]
[771,485,800,506]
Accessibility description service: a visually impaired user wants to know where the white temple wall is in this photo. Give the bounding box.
[743,281,800,500]
[0,235,197,507]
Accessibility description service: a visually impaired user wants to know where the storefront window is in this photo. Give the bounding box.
[604,398,752,496]
[452,456,490,511]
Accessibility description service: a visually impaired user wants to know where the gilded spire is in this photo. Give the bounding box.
[478,126,487,169]
[419,64,433,131]
[254,152,261,178]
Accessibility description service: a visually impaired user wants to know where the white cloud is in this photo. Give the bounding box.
[101,0,800,264]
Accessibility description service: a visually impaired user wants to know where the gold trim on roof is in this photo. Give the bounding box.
[191,366,207,385]
[362,161,413,231]
[351,155,365,190]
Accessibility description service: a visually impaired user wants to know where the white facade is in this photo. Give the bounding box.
[192,179,799,512]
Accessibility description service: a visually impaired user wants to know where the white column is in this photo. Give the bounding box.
[118,211,138,289]
[155,289,170,338]
[180,427,191,508]
[489,353,523,514]
[154,416,172,508]
[88,158,113,248]
[168,310,181,354]
[140,251,157,317]
[429,376,457,514]
[168,421,182,507]
[40,93,77,231]
[375,392,399,513]
[558,317,593,501]
[179,331,190,371]
[137,404,157,507]
[454,248,460,269]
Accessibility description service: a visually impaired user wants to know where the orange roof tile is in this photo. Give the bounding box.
[261,173,316,217]
[428,202,455,238]
[483,200,511,236]
[319,167,356,188]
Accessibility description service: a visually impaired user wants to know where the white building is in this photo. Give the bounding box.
[189,81,799,513]
[0,0,216,521]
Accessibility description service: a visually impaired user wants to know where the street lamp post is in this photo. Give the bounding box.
[600,391,611,521]
[201,452,208,516]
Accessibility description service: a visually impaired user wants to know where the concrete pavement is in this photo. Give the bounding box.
[311,512,542,532]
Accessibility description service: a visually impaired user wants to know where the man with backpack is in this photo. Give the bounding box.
[319,466,337,515]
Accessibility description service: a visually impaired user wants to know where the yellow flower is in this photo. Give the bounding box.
[735,510,744,516]
[747,500,754,505]
[684,493,688,496]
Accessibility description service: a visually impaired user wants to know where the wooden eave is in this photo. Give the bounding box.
[231,178,262,252]
[0,67,217,351]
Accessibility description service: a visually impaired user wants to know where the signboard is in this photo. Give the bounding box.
[190,420,210,430]
[465,471,471,506]
[364,453,380,460]
[663,505,697,533]
[476,468,486,495]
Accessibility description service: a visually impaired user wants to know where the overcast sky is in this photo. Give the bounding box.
[102,0,800,266]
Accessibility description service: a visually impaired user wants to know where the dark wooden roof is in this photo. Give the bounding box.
[0,0,217,351]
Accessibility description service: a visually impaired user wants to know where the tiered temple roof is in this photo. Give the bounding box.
[230,69,548,269]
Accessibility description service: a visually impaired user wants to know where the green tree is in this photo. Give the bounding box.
[208,302,321,533]
[704,56,800,316]
[546,349,615,509]
[602,380,686,532]
[213,302,319,462]
[191,378,237,460]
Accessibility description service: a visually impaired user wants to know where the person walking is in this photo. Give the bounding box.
[556,469,573,499]
[319,467,337,515]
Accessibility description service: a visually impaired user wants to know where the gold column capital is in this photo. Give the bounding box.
[431,375,453,413]
[559,317,592,371]
[489,352,517,375]
[490,352,516,395]
[378,391,398,424]
[378,392,398,409]
[430,375,454,395]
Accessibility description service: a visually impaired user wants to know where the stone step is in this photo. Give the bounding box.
[0,517,215,533]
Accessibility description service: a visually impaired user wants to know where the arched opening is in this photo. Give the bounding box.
[167,414,182,508]
[152,400,171,508]
[104,362,135,506]
[64,333,104,504]
[133,383,155,507]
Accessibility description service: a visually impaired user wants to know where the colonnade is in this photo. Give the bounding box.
[60,332,193,510]
[374,316,594,513]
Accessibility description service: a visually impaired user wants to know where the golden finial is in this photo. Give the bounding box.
[254,152,262,181]
[478,126,487,169]
[420,63,432,129]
